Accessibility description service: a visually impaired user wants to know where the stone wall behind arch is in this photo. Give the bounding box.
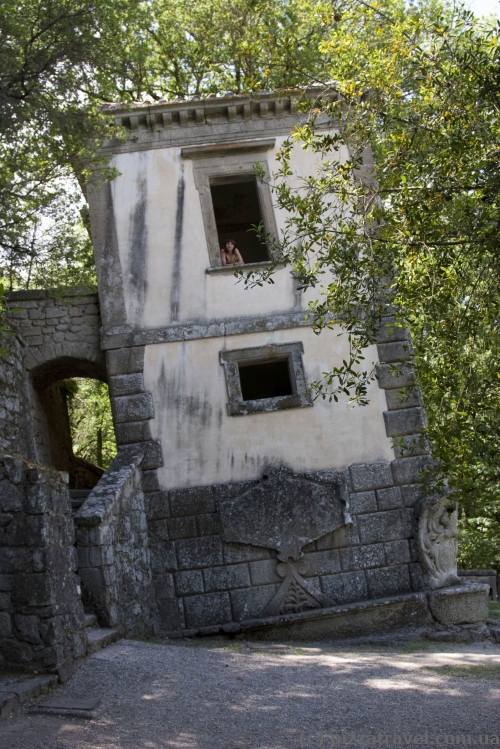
[4,288,105,467]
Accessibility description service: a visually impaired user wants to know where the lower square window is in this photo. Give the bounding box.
[220,342,313,416]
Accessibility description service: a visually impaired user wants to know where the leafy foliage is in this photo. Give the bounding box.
[263,0,500,568]
[0,0,332,289]
[66,378,116,469]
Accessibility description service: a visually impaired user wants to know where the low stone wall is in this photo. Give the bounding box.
[74,446,156,635]
[146,458,430,634]
[0,455,87,677]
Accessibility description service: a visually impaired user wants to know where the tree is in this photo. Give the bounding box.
[261,0,500,568]
[65,378,116,468]
[0,0,332,291]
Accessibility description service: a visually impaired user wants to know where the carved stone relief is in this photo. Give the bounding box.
[417,494,459,590]
[217,465,351,616]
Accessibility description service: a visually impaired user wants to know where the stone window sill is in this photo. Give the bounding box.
[206,261,281,275]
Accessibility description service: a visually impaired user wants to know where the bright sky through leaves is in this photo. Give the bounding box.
[467,0,499,16]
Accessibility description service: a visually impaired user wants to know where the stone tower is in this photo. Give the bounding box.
[1,90,485,660]
[86,88,463,635]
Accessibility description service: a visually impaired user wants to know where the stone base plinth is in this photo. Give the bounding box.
[428,583,490,625]
[165,584,490,641]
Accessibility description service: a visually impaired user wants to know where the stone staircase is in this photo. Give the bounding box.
[83,613,120,655]
[70,491,120,654]
[70,489,91,514]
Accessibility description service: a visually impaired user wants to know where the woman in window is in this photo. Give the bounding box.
[221,239,244,266]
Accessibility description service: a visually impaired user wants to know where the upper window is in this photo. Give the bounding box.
[182,140,279,268]
[220,342,313,416]
[210,176,268,265]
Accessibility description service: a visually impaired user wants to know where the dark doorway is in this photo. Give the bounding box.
[238,358,294,401]
[210,176,269,264]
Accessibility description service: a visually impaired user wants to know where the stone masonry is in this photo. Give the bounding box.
[0,455,87,677]
[0,331,34,459]
[5,288,105,381]
[145,457,427,634]
[74,446,156,636]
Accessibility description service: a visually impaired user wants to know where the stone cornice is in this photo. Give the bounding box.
[101,310,313,350]
[101,86,338,154]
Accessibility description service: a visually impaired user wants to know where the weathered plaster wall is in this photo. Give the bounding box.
[110,143,291,329]
[108,136,344,331]
[144,327,394,489]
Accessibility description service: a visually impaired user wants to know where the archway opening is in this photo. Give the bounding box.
[31,357,116,489]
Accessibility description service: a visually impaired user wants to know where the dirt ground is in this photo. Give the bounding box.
[1,636,499,749]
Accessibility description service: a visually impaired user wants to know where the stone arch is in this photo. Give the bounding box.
[4,288,112,483]
[30,355,107,391]
[29,355,110,487]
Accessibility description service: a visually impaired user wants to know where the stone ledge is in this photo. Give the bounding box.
[164,584,490,641]
[206,260,283,275]
[6,287,97,302]
[101,311,312,350]
[74,445,145,526]
[0,674,58,720]
[163,591,432,641]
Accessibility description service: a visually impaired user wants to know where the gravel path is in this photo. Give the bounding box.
[1,637,499,749]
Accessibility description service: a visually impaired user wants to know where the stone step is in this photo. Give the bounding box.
[84,613,97,628]
[70,489,91,512]
[0,674,58,720]
[86,627,120,655]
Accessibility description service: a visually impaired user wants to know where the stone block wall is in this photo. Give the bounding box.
[146,457,431,634]
[0,331,34,459]
[5,288,107,470]
[0,455,87,676]
[5,288,104,379]
[74,446,156,635]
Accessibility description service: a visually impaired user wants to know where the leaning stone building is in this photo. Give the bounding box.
[0,89,490,675]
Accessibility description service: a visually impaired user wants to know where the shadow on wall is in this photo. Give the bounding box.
[30,356,116,489]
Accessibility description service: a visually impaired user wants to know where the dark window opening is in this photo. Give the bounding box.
[238,358,294,401]
[210,176,269,264]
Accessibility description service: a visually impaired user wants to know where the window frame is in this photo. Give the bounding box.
[183,142,279,268]
[219,342,313,416]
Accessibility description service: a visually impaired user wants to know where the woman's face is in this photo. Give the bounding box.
[226,241,235,252]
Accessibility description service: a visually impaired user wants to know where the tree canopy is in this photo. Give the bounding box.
[0,0,332,292]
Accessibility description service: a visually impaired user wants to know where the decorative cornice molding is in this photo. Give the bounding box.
[101,87,338,153]
[181,137,275,158]
[101,310,312,350]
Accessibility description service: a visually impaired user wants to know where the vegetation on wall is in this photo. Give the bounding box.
[261,0,500,569]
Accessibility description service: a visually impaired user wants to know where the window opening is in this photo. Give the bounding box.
[238,358,293,401]
[220,342,312,416]
[210,176,269,264]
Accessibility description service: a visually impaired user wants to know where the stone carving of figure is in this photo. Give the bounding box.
[418,495,459,590]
